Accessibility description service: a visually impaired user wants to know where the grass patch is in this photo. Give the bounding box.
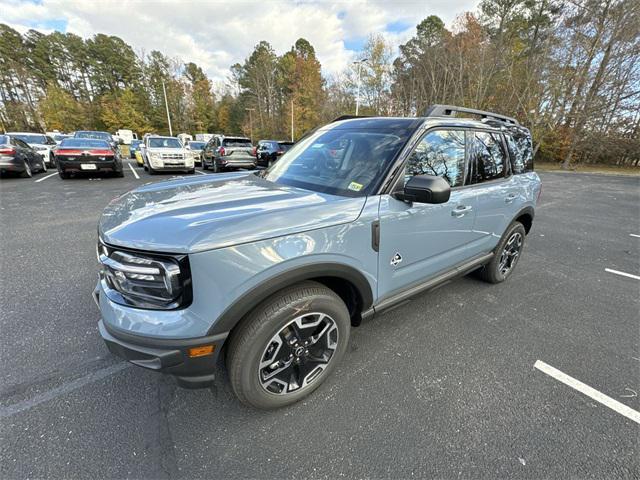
[536,162,640,176]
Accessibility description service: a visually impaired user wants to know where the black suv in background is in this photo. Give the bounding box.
[256,140,294,167]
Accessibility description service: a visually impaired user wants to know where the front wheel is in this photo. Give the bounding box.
[226,281,350,409]
[20,160,32,178]
[479,221,526,284]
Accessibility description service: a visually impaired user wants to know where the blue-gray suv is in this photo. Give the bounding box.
[95,105,541,409]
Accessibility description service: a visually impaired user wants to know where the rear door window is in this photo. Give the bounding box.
[470,131,506,183]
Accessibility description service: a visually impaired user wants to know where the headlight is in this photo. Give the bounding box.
[98,242,192,310]
[150,152,160,159]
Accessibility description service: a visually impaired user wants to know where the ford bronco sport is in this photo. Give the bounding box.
[95,105,541,409]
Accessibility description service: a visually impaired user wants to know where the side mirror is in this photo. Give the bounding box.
[396,175,451,204]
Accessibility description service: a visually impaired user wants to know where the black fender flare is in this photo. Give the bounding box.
[207,262,374,335]
[513,206,535,233]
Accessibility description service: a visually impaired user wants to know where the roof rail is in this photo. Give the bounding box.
[331,115,371,123]
[424,104,519,126]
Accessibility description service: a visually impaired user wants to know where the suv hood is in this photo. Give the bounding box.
[99,173,367,253]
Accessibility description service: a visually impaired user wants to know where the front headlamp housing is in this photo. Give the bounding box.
[98,241,192,310]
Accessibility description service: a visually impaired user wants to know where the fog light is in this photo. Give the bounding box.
[188,345,215,357]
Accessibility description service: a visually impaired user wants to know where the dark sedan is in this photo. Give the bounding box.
[256,140,294,167]
[0,134,47,178]
[55,138,124,179]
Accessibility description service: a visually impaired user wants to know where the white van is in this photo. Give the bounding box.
[115,129,138,145]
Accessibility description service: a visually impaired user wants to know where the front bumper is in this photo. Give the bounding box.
[95,283,227,388]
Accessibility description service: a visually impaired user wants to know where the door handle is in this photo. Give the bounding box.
[505,193,517,204]
[451,205,473,217]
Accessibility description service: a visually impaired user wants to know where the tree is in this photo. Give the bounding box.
[39,83,86,131]
[100,88,151,134]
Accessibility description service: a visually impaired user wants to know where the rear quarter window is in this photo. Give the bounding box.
[505,132,534,174]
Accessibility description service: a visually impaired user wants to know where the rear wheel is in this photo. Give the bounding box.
[40,159,47,172]
[58,170,70,179]
[114,169,124,178]
[213,161,220,173]
[479,221,526,284]
[20,160,32,178]
[226,281,350,409]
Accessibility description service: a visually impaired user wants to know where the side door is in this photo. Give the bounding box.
[467,130,521,254]
[15,139,37,167]
[377,128,484,300]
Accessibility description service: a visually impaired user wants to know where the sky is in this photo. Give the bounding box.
[1,0,480,81]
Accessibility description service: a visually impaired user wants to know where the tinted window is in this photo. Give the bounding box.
[223,138,252,147]
[11,134,47,145]
[14,138,30,149]
[60,139,111,149]
[505,132,533,174]
[0,135,8,145]
[75,131,112,141]
[148,137,182,148]
[261,128,405,197]
[188,142,205,150]
[278,142,294,152]
[471,131,506,182]
[405,130,466,187]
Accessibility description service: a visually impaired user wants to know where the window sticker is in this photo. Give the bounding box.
[348,181,364,192]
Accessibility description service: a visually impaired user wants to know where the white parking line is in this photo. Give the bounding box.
[0,362,130,420]
[630,234,640,238]
[34,172,58,183]
[534,360,640,424]
[604,268,640,281]
[127,163,140,179]
[194,170,207,175]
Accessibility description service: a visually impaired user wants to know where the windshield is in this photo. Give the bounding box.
[188,142,205,150]
[11,134,47,145]
[60,139,111,149]
[148,137,182,148]
[53,134,69,142]
[75,131,112,141]
[261,128,405,197]
[223,138,251,147]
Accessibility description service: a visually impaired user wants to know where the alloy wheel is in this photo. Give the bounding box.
[498,231,523,275]
[258,312,338,395]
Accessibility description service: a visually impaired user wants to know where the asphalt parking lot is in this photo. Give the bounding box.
[1,163,638,479]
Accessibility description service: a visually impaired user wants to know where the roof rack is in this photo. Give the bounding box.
[423,104,519,126]
[331,115,371,123]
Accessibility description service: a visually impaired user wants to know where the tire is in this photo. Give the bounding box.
[148,165,157,175]
[213,161,219,173]
[226,281,350,409]
[188,168,195,174]
[114,169,124,178]
[202,161,208,170]
[41,159,47,173]
[58,170,70,179]
[478,221,526,284]
[49,153,56,168]
[20,160,32,178]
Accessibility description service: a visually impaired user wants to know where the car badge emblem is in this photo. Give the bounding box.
[390,252,403,266]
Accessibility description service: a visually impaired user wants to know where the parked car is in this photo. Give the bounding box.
[256,140,294,167]
[95,105,540,409]
[178,133,193,145]
[129,139,142,159]
[142,135,194,174]
[195,133,214,143]
[202,135,256,172]
[185,141,205,166]
[55,138,123,179]
[52,133,71,145]
[0,134,47,177]
[6,132,58,167]
[74,130,120,151]
[115,129,137,145]
[135,150,144,167]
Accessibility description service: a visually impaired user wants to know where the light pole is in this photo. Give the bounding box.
[353,57,368,116]
[245,108,255,143]
[162,80,173,136]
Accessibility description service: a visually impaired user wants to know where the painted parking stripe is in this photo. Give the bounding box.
[534,360,640,424]
[127,163,140,179]
[630,234,640,238]
[0,362,130,420]
[34,172,58,183]
[195,170,207,175]
[605,268,640,281]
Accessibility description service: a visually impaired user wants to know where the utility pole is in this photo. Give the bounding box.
[162,80,173,136]
[245,108,255,143]
[353,58,368,116]
[290,100,294,141]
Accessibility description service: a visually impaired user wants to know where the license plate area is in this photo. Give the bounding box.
[81,164,97,170]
